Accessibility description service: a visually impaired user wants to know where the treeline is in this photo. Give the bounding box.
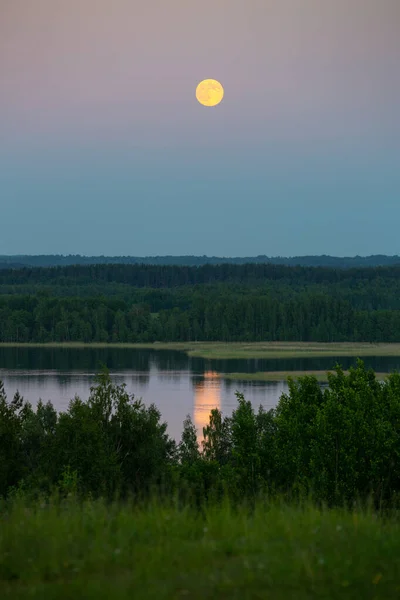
[2,293,400,342]
[2,362,400,511]
[4,262,400,287]
[1,254,400,269]
[2,263,400,342]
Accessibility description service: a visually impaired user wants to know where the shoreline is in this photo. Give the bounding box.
[1,341,400,359]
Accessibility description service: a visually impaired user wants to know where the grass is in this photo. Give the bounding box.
[185,342,400,360]
[1,497,400,599]
[223,370,391,383]
[2,341,400,360]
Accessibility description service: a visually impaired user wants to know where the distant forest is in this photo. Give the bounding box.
[1,262,400,343]
[1,253,400,269]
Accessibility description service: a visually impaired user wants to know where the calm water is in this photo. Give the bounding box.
[1,347,400,441]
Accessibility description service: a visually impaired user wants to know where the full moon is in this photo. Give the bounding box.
[196,79,224,107]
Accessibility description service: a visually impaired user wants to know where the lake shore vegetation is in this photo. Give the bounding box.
[1,360,400,510]
[2,360,400,596]
[222,369,391,382]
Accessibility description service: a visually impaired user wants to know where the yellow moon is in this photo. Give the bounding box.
[196,79,224,107]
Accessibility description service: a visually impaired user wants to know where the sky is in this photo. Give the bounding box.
[1,0,399,257]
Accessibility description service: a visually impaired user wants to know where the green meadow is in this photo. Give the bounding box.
[1,497,400,599]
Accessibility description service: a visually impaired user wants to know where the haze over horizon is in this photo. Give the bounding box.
[1,0,399,256]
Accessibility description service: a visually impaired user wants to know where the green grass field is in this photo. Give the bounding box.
[1,497,400,599]
[2,341,400,360]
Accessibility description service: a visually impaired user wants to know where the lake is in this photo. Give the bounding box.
[1,346,400,441]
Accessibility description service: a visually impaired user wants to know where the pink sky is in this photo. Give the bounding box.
[1,1,399,256]
[1,0,399,147]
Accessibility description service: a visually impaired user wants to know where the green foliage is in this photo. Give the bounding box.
[310,361,400,509]
[2,361,400,512]
[202,408,232,465]
[0,369,175,502]
[0,383,27,496]
[273,375,324,498]
[2,262,400,342]
[179,415,200,465]
[58,466,79,497]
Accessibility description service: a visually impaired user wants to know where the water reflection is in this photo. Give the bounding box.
[193,371,221,444]
[157,371,186,384]
[129,373,150,387]
[2,347,400,442]
[2,346,400,375]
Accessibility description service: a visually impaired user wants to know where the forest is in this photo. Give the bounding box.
[1,263,400,342]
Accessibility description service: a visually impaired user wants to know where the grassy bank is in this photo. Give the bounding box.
[186,342,400,360]
[1,498,400,599]
[2,341,400,359]
[223,370,391,383]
